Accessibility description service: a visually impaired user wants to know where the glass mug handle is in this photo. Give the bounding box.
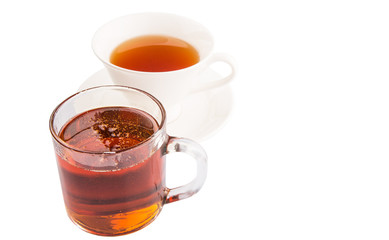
[165,137,208,203]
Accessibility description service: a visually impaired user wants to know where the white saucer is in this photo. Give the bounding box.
[79,69,233,142]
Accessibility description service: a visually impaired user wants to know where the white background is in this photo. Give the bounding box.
[1,0,389,239]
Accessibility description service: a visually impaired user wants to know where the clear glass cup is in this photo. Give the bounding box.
[49,85,207,236]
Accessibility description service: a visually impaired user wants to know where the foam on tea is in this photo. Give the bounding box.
[110,35,200,72]
[60,107,157,153]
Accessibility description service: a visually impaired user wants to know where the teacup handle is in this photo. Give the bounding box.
[165,136,207,203]
[191,52,236,93]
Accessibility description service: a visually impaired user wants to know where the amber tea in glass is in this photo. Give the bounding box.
[58,107,163,235]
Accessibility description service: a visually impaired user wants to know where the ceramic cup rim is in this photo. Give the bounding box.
[91,12,215,75]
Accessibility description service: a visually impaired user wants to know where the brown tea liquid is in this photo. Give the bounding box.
[110,35,200,72]
[56,107,166,236]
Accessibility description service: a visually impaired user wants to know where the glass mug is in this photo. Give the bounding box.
[49,85,207,236]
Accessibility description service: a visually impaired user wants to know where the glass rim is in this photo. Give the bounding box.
[49,85,167,155]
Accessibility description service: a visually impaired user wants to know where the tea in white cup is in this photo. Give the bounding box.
[92,12,235,120]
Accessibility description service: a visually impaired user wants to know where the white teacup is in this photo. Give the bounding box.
[92,12,235,120]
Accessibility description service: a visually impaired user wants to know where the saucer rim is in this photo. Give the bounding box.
[78,68,233,142]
